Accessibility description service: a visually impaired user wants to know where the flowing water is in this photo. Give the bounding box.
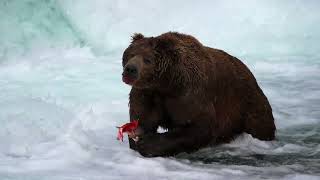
[0,0,319,179]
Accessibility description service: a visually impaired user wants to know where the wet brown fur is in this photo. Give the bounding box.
[122,32,276,157]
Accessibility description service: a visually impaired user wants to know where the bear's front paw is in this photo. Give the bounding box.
[136,134,166,157]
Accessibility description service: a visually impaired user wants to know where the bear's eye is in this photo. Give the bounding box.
[143,58,152,65]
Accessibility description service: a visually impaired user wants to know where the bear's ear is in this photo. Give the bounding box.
[131,33,144,43]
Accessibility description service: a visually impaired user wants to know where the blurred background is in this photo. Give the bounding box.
[0,0,319,179]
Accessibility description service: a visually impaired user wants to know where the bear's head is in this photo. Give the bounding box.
[122,32,206,91]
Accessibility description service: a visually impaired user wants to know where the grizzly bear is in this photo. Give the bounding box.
[122,32,276,157]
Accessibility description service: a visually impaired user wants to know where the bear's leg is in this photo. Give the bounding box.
[244,97,276,141]
[135,126,211,157]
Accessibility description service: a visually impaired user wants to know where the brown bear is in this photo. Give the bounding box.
[122,32,276,157]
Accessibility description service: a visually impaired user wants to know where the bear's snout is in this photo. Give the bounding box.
[124,64,138,76]
[123,64,139,85]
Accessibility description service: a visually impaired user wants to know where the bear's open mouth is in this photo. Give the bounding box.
[122,75,136,85]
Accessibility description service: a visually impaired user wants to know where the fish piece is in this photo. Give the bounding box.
[117,120,139,141]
